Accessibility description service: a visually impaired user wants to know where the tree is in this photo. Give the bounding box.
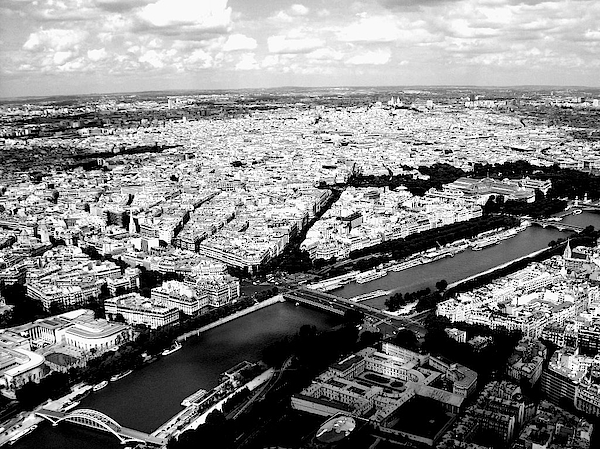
[343,309,364,326]
[435,279,448,291]
[395,329,418,351]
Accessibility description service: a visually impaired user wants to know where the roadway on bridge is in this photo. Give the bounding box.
[284,288,429,338]
[36,408,167,446]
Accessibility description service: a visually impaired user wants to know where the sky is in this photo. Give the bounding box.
[0,0,599,97]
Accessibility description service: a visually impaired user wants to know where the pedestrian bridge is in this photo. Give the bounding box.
[36,408,167,446]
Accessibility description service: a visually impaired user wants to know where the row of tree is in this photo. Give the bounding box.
[349,215,519,261]
[349,162,466,196]
[385,287,431,312]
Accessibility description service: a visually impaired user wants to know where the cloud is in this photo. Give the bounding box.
[87,48,108,61]
[290,4,310,16]
[2,0,600,95]
[337,15,400,43]
[267,35,324,54]
[346,48,391,65]
[235,53,259,70]
[53,51,74,65]
[223,34,257,51]
[306,48,344,61]
[95,0,151,13]
[138,0,231,30]
[23,29,88,52]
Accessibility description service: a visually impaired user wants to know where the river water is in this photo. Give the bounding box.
[12,302,340,449]
[333,211,600,308]
[13,211,600,448]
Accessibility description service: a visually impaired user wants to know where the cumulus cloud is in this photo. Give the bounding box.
[306,48,344,61]
[2,0,600,95]
[23,29,88,52]
[235,53,259,70]
[337,15,401,43]
[346,49,391,65]
[223,34,257,51]
[290,4,310,16]
[267,35,324,54]
[138,0,231,30]
[87,48,108,61]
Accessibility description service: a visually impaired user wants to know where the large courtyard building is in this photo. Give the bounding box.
[104,293,179,329]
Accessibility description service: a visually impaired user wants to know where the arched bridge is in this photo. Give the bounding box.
[531,220,584,233]
[36,408,167,446]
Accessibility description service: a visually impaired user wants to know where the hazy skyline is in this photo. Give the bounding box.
[1,0,599,98]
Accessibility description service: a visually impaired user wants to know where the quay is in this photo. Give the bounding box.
[349,289,392,302]
[446,243,564,292]
[177,295,285,342]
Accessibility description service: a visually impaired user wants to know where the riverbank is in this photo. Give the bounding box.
[177,295,285,342]
[0,383,92,447]
[333,224,566,307]
[445,243,565,296]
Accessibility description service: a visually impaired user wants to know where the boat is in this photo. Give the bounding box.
[8,424,37,445]
[390,258,422,272]
[93,380,109,391]
[472,237,498,251]
[62,400,80,412]
[356,269,387,284]
[162,341,182,356]
[181,388,208,407]
[573,209,582,215]
[110,369,133,382]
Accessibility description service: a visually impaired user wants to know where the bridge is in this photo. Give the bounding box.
[284,288,427,337]
[36,408,168,446]
[530,219,584,233]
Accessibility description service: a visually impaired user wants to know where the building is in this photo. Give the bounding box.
[16,309,132,355]
[507,338,547,387]
[151,280,208,316]
[446,328,467,343]
[0,347,45,397]
[63,315,131,353]
[195,275,240,307]
[429,355,478,397]
[27,280,102,312]
[513,400,593,449]
[104,293,179,329]
[578,325,600,356]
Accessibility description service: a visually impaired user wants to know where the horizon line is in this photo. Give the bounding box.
[2,83,599,102]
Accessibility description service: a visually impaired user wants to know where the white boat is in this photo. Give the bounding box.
[110,369,133,382]
[162,341,182,356]
[390,258,422,272]
[356,269,387,284]
[62,400,80,412]
[93,380,109,391]
[573,209,582,215]
[8,424,37,445]
[472,237,497,251]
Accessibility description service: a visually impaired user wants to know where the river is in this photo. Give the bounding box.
[13,211,600,448]
[332,211,600,308]
[12,302,341,449]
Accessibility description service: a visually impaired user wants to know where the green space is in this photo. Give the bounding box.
[393,396,454,439]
